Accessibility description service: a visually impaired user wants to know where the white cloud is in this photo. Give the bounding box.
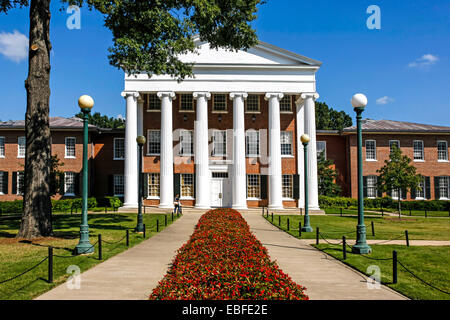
[117,114,124,120]
[376,96,394,105]
[0,30,28,63]
[408,54,439,68]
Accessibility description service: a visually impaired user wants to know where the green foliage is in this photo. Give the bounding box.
[0,200,23,214]
[317,153,341,197]
[97,196,123,208]
[75,112,125,129]
[315,101,353,131]
[49,155,65,196]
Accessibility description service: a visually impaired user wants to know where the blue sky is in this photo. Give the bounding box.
[0,0,449,126]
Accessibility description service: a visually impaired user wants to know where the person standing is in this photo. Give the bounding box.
[174,194,182,214]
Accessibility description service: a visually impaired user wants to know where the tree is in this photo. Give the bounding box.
[315,101,353,131]
[75,112,125,129]
[2,0,263,239]
[317,152,341,197]
[376,146,422,218]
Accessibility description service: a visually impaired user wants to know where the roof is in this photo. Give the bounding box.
[343,119,450,134]
[0,117,97,130]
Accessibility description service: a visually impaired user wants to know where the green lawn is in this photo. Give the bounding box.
[0,212,180,300]
[314,244,450,300]
[265,214,450,240]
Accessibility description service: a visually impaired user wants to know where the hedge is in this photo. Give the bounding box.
[0,196,123,214]
[319,195,450,211]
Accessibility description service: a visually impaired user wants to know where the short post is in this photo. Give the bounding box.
[144,206,146,214]
[48,246,53,284]
[157,220,159,232]
[298,221,302,237]
[393,250,398,284]
[405,230,410,247]
[381,208,384,217]
[165,214,167,227]
[300,208,303,216]
[98,234,102,260]
[342,236,347,260]
[143,224,146,238]
[171,211,174,221]
[340,208,343,217]
[287,218,290,231]
[262,207,264,216]
[278,215,281,226]
[126,229,129,247]
[105,207,107,214]
[425,210,427,218]
[271,212,273,222]
[409,208,412,216]
[371,221,375,236]
[316,227,319,245]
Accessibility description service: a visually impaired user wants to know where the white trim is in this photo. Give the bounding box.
[64,171,76,196]
[179,130,194,157]
[437,140,448,161]
[113,137,125,160]
[147,129,161,156]
[17,136,25,158]
[413,140,424,161]
[113,174,125,197]
[317,140,327,160]
[0,136,5,158]
[65,137,76,159]
[212,130,227,157]
[365,139,377,161]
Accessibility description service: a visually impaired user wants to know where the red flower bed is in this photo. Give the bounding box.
[150,208,308,300]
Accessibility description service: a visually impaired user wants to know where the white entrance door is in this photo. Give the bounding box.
[210,172,231,208]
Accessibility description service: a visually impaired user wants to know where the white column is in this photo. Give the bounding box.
[302,92,321,210]
[193,92,211,209]
[230,92,248,210]
[158,91,176,209]
[137,96,144,137]
[295,98,305,209]
[265,93,284,209]
[121,91,140,208]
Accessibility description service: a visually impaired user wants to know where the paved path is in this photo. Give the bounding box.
[242,213,407,300]
[36,212,203,300]
[304,239,450,246]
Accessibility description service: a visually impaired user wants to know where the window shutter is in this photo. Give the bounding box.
[107,175,114,196]
[293,174,300,199]
[363,176,368,198]
[12,172,17,195]
[59,172,65,195]
[376,176,383,198]
[193,173,196,198]
[74,173,80,196]
[410,185,416,200]
[434,177,440,200]
[260,175,268,199]
[401,187,407,200]
[425,177,431,200]
[174,173,181,198]
[2,172,8,194]
[142,173,148,199]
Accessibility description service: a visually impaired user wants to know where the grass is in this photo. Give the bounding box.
[264,214,450,240]
[0,212,180,300]
[313,244,450,300]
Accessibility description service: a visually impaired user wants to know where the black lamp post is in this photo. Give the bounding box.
[135,135,146,233]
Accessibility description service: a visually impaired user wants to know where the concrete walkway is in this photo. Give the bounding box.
[242,213,407,300]
[303,239,450,246]
[36,212,203,300]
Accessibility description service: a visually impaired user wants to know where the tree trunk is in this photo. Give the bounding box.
[398,188,402,219]
[17,0,53,239]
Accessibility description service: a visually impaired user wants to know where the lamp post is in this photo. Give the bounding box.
[301,134,313,232]
[135,135,146,233]
[351,93,372,254]
[75,95,94,255]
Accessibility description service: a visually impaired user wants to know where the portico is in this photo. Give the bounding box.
[120,37,322,210]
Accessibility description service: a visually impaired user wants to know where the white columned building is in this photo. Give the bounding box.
[230,92,248,210]
[121,36,323,211]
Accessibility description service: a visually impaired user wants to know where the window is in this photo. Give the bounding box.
[367,176,378,198]
[65,137,76,158]
[282,175,293,199]
[413,140,424,161]
[114,138,125,160]
[438,176,449,200]
[181,174,194,198]
[280,95,292,112]
[317,141,326,159]
[365,140,376,161]
[0,172,4,194]
[180,94,194,111]
[148,173,160,198]
[17,171,24,195]
[180,130,194,156]
[212,172,229,178]
[437,141,448,161]
[280,131,293,156]
[0,137,4,157]
[391,189,403,200]
[147,94,161,111]
[212,94,227,112]
[64,172,76,196]
[389,140,400,154]
[147,130,161,155]
[416,177,426,199]
[245,95,260,112]
[113,175,124,196]
[246,130,260,156]
[18,136,25,158]
[213,130,227,156]
[247,174,260,199]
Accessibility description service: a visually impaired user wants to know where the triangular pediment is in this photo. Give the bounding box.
[178,36,321,67]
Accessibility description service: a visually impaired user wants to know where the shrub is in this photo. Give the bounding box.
[97,196,122,209]
[150,208,309,300]
[0,200,23,214]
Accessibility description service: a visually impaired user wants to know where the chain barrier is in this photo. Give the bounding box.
[102,235,127,245]
[318,232,343,245]
[0,256,49,285]
[397,260,450,295]
[53,241,99,258]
